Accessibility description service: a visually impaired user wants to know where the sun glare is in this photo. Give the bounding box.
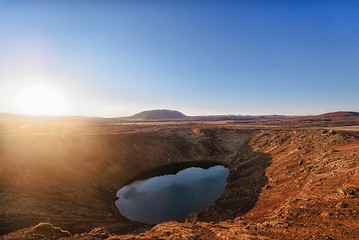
[15,86,67,115]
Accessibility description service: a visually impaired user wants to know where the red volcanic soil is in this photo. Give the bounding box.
[0,114,358,239]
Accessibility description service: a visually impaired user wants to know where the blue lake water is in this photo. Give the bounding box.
[115,165,229,224]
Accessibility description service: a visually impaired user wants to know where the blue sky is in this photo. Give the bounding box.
[0,0,358,116]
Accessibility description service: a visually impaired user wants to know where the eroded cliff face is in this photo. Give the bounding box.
[1,125,358,239]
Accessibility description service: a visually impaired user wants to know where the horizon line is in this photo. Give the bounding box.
[1,109,358,119]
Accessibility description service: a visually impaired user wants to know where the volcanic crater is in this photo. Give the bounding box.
[0,113,358,239]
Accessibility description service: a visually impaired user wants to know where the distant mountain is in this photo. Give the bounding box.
[318,111,359,118]
[128,109,187,120]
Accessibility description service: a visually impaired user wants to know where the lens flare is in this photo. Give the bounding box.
[16,86,67,115]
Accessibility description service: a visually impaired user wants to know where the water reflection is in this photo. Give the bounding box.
[115,165,229,224]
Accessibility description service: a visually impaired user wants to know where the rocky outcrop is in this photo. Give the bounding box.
[0,223,70,240]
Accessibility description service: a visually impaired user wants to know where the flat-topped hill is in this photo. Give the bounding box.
[128,109,187,120]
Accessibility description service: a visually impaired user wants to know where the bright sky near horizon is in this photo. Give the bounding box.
[0,0,358,117]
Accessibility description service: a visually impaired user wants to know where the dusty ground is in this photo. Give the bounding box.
[0,114,358,239]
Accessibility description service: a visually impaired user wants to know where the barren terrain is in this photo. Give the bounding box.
[0,113,358,239]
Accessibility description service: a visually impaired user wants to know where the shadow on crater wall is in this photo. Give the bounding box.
[109,129,272,223]
[200,140,272,221]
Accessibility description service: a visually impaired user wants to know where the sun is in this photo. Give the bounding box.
[16,86,67,115]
